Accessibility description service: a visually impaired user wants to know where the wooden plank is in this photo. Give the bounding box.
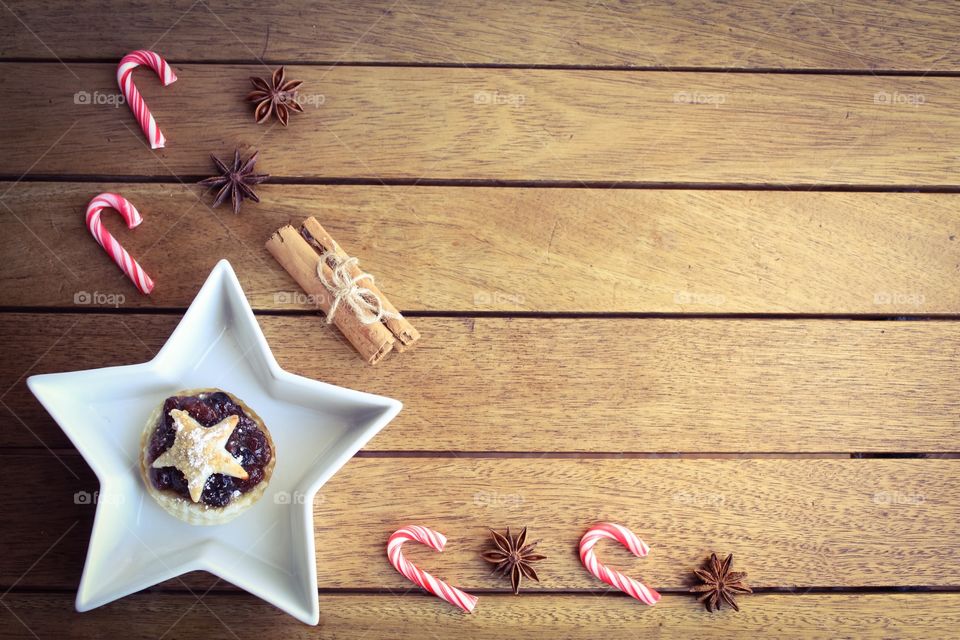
[3,592,960,639]
[2,454,957,589]
[2,183,958,313]
[3,64,960,185]
[2,1,960,72]
[3,314,960,452]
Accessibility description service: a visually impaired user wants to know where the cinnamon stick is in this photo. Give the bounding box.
[299,217,421,351]
[266,224,395,364]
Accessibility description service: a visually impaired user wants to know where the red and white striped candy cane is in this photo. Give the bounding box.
[117,50,177,149]
[387,525,478,613]
[579,522,660,605]
[85,193,154,295]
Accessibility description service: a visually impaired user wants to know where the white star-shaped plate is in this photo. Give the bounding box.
[27,260,401,624]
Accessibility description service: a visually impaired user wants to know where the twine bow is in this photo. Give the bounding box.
[316,250,400,325]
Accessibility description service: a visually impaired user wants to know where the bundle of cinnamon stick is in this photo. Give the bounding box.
[266,217,420,364]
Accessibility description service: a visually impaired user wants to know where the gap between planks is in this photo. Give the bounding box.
[4,59,960,77]
[7,175,960,193]
[4,450,956,459]
[1,307,958,321]
[3,585,960,596]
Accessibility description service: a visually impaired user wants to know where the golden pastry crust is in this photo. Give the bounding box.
[139,388,276,526]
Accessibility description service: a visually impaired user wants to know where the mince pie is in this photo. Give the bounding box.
[139,388,275,525]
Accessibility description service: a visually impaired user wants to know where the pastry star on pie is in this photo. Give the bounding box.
[151,409,248,503]
[139,388,276,525]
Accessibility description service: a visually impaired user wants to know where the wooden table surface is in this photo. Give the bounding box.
[2,1,960,638]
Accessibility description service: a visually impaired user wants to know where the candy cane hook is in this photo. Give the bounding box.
[117,50,177,149]
[387,526,478,613]
[579,522,660,605]
[85,193,155,295]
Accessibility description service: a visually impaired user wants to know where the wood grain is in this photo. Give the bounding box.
[2,454,958,589]
[2,592,959,639]
[3,1,960,72]
[3,64,960,184]
[3,313,960,452]
[3,183,958,313]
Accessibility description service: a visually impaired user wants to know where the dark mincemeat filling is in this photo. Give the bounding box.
[148,391,272,508]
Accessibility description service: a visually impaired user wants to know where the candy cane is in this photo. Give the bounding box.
[117,50,177,149]
[85,193,155,295]
[579,522,660,605]
[387,526,478,613]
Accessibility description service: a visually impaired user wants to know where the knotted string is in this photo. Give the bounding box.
[316,249,401,325]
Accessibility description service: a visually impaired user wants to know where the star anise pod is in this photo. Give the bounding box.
[247,66,304,126]
[198,149,269,215]
[481,527,546,595]
[690,553,752,612]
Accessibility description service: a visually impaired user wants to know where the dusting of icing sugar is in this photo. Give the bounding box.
[151,408,247,503]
